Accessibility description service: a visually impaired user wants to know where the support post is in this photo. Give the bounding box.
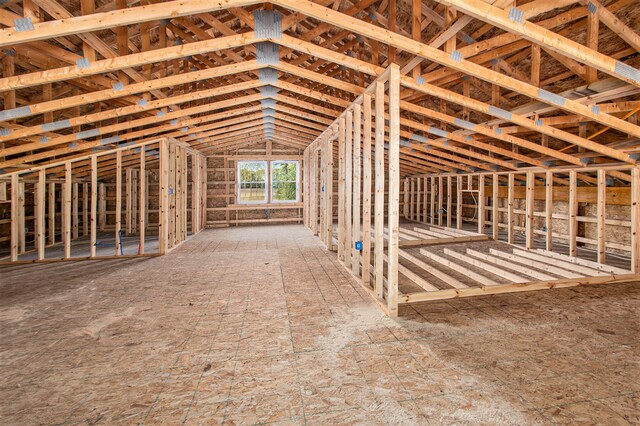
[430,177,436,224]
[456,176,462,229]
[319,143,326,245]
[63,162,72,258]
[362,94,372,285]
[72,182,79,240]
[132,169,139,234]
[181,148,187,242]
[48,182,55,245]
[168,144,176,248]
[437,176,443,226]
[352,103,362,276]
[36,170,45,260]
[10,175,19,261]
[508,173,515,244]
[478,175,485,234]
[338,117,346,261]
[545,171,553,251]
[492,173,499,240]
[159,139,169,255]
[82,183,88,236]
[387,64,400,317]
[373,81,385,299]
[423,177,428,224]
[200,158,205,230]
[90,156,98,257]
[446,176,452,228]
[192,154,198,234]
[310,149,317,235]
[525,171,535,250]
[569,170,578,257]
[99,183,106,231]
[403,178,409,219]
[140,149,146,253]
[115,151,122,256]
[631,167,640,272]
[345,109,353,269]
[325,138,334,249]
[414,178,418,221]
[416,177,422,223]
[126,168,132,235]
[18,181,24,254]
[597,169,606,264]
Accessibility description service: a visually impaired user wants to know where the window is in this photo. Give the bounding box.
[271,160,299,203]
[237,160,300,204]
[238,161,267,203]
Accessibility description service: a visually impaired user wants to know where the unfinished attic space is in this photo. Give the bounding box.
[2,0,640,424]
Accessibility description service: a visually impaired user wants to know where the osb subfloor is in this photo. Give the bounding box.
[1,225,639,425]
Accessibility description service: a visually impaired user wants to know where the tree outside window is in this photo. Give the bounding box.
[237,160,299,204]
[271,161,299,203]
[238,161,267,203]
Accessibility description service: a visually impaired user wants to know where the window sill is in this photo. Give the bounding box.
[227,202,303,210]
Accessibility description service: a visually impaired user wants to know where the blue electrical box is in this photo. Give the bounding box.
[355,241,363,251]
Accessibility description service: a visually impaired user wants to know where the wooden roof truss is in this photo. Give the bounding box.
[0,0,639,179]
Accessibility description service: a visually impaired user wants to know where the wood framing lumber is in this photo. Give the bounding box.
[400,78,634,164]
[466,248,556,281]
[0,33,261,92]
[419,248,496,286]
[337,117,346,261]
[398,249,468,289]
[533,248,632,275]
[373,81,385,299]
[443,248,529,283]
[344,109,353,268]
[90,156,97,258]
[0,253,160,266]
[434,0,640,88]
[362,94,372,285]
[525,171,534,249]
[632,167,640,272]
[0,0,259,46]
[274,0,640,143]
[0,60,260,121]
[387,64,401,317]
[1,83,265,146]
[36,170,45,260]
[569,170,578,256]
[63,162,71,258]
[597,169,606,263]
[399,273,640,303]
[545,171,553,251]
[385,253,439,292]
[115,152,122,256]
[489,248,583,278]
[10,174,19,261]
[352,103,362,276]
[140,150,146,254]
[579,0,640,53]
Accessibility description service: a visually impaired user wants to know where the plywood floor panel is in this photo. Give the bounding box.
[1,224,638,425]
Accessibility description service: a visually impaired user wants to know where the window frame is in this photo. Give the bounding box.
[237,160,268,204]
[269,160,300,204]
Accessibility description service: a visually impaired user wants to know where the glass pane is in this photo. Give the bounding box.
[270,161,298,202]
[272,181,297,201]
[238,161,266,184]
[238,161,267,203]
[271,161,297,183]
[239,183,266,203]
